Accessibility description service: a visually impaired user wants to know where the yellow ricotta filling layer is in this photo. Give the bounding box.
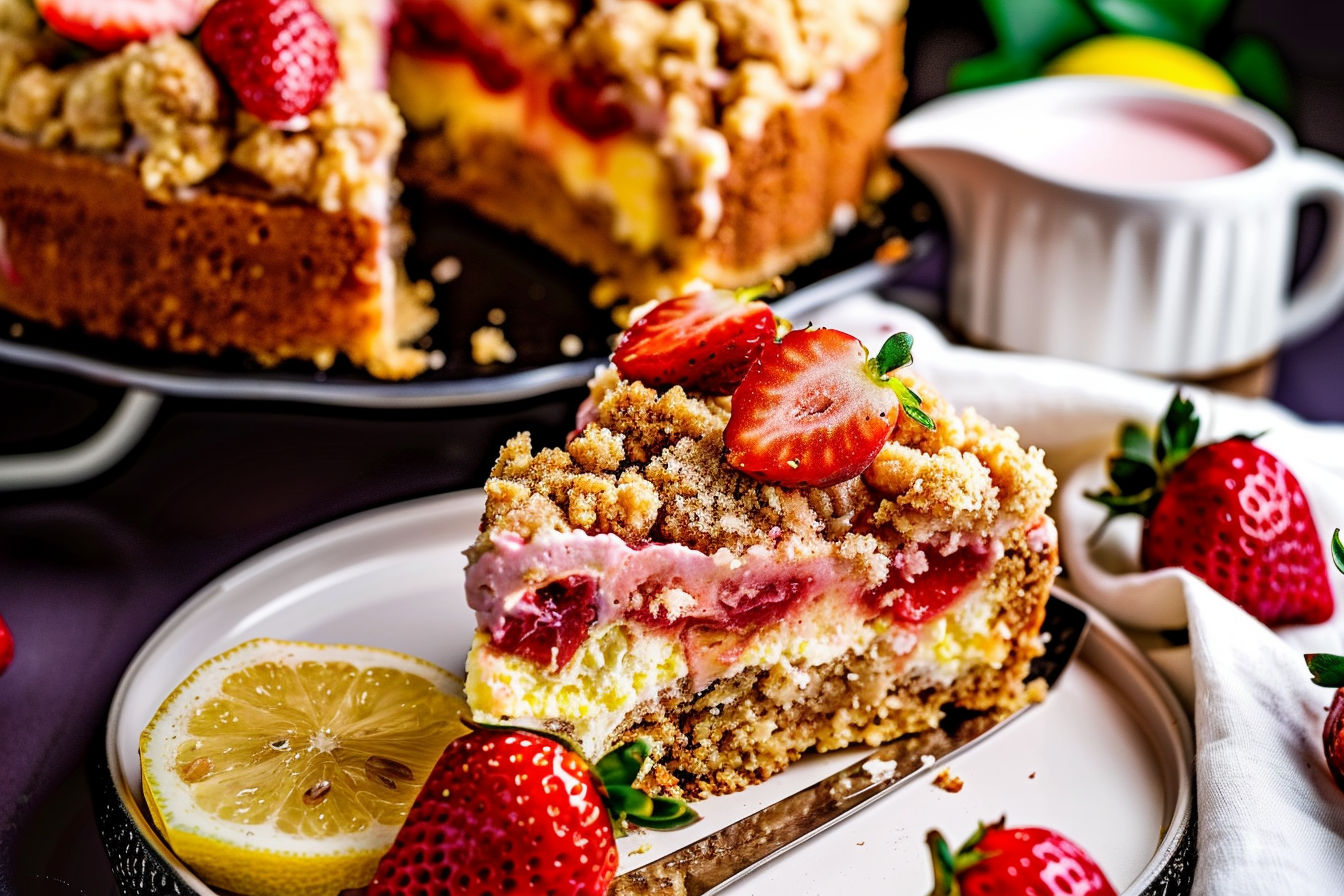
[389,53,676,254]
[465,580,1020,759]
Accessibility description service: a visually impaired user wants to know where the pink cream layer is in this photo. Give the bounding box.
[465,529,1001,675]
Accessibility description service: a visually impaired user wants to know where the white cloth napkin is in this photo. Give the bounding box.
[806,291,1344,893]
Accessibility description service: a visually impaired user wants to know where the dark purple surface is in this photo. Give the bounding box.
[2,3,1344,894]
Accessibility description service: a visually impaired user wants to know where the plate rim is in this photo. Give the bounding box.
[2,248,925,409]
[101,489,1194,896]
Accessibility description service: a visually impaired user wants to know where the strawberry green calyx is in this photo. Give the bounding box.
[732,280,780,304]
[924,822,995,896]
[869,332,935,431]
[460,719,698,836]
[1333,528,1344,574]
[1307,653,1344,688]
[594,740,699,835]
[1086,390,1206,525]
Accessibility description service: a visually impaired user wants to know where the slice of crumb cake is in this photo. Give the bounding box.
[463,290,1057,798]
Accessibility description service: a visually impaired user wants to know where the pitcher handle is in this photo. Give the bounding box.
[1284,148,1344,343]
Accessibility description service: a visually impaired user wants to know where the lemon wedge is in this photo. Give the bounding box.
[1045,35,1241,97]
[139,638,469,896]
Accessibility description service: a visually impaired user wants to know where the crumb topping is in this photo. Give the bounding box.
[474,364,1057,563]
[0,1,402,210]
[411,0,905,242]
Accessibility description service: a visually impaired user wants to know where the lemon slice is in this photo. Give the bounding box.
[139,638,469,896]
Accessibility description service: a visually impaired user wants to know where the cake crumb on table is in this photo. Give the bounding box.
[560,334,584,358]
[471,326,517,365]
[430,255,462,284]
[932,768,963,793]
[875,236,909,265]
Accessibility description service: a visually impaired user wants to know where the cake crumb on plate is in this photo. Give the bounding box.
[932,768,963,793]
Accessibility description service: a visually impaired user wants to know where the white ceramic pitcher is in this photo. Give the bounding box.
[888,76,1344,379]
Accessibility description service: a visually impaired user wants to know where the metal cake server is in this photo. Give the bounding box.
[610,594,1090,896]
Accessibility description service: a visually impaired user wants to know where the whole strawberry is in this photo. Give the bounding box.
[1304,529,1344,793]
[200,0,339,122]
[367,728,696,896]
[612,286,778,394]
[35,0,206,51]
[1088,391,1334,626]
[0,611,12,675]
[926,819,1117,896]
[725,329,934,488]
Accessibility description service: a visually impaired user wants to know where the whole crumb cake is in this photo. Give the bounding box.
[463,308,1058,798]
[0,0,432,377]
[391,0,909,305]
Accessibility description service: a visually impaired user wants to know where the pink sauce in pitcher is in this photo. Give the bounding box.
[1028,105,1266,185]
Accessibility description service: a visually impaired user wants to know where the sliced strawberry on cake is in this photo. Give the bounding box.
[462,295,1058,797]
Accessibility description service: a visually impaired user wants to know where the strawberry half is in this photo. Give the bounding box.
[724,329,934,489]
[368,728,696,896]
[926,819,1117,896]
[612,287,777,394]
[35,0,206,52]
[1088,391,1334,626]
[1304,530,1344,794]
[200,0,339,122]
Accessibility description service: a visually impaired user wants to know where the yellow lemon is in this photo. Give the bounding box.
[139,638,469,896]
[1045,34,1240,96]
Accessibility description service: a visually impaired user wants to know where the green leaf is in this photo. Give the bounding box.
[1224,35,1292,115]
[630,796,700,830]
[982,0,1098,58]
[605,784,655,819]
[1108,455,1158,494]
[1306,653,1344,688]
[595,739,649,788]
[1085,488,1157,518]
[1156,391,1200,467]
[1118,422,1153,462]
[1332,529,1343,575]
[1082,0,1202,44]
[897,382,936,431]
[949,50,1039,91]
[874,332,915,375]
[1187,0,1232,30]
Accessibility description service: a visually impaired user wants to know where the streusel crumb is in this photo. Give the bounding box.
[474,364,1055,563]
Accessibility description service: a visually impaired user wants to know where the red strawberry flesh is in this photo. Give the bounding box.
[1142,439,1334,626]
[725,328,901,488]
[0,612,12,675]
[864,542,993,624]
[367,728,618,896]
[613,289,775,394]
[489,574,598,670]
[929,821,1116,896]
[36,0,205,51]
[200,0,339,122]
[392,0,522,93]
[1326,689,1344,792]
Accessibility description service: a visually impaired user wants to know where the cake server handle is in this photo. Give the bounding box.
[610,594,1090,896]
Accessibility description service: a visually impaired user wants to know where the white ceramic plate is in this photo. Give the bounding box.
[99,492,1194,895]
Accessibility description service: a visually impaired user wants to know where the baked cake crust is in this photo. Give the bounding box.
[465,362,1059,797]
[393,0,909,304]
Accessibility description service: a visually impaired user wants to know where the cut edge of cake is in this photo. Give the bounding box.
[390,0,909,307]
[462,353,1059,798]
[0,0,437,379]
